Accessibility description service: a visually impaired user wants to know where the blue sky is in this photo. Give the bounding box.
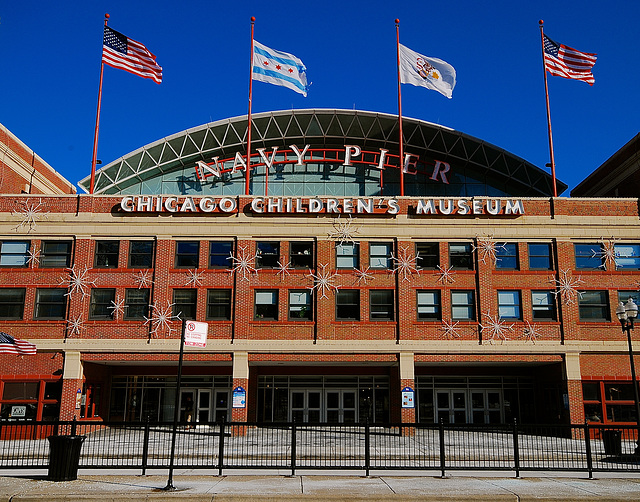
[1,1,637,194]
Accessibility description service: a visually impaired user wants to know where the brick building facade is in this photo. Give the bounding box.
[0,110,638,430]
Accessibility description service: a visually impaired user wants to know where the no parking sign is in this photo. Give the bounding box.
[184,321,208,348]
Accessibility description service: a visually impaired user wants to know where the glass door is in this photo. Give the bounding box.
[325,390,357,423]
[436,390,467,423]
[213,390,229,423]
[290,390,322,423]
[179,389,196,424]
[196,389,211,423]
[471,390,502,424]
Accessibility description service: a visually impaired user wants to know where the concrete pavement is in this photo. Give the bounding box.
[2,470,640,501]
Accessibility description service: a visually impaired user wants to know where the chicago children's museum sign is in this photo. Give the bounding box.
[118,143,527,217]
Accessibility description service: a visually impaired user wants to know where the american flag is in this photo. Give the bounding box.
[543,35,597,85]
[0,332,36,355]
[102,26,163,84]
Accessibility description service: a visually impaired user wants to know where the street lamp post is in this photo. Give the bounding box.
[615,297,640,456]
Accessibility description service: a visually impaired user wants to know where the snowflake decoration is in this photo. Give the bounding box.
[229,245,260,281]
[307,263,340,299]
[144,301,182,338]
[108,295,126,320]
[473,236,507,265]
[60,265,96,299]
[550,269,584,305]
[522,321,542,344]
[591,238,618,270]
[354,267,374,285]
[66,314,85,337]
[328,216,360,246]
[435,265,456,284]
[440,320,462,340]
[480,311,514,344]
[26,247,40,268]
[12,198,48,233]
[391,246,421,282]
[184,269,204,287]
[276,260,292,280]
[133,270,154,289]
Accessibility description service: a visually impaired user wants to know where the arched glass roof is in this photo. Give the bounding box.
[78,109,566,197]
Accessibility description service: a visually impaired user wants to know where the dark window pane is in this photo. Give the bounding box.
[416,243,439,269]
[0,288,25,319]
[528,243,552,270]
[207,289,232,320]
[255,290,278,320]
[290,242,313,269]
[496,243,518,269]
[40,241,72,268]
[173,289,197,319]
[94,241,119,268]
[89,288,115,319]
[34,288,67,319]
[289,290,312,320]
[124,288,150,319]
[575,244,603,270]
[129,241,154,268]
[336,290,359,320]
[370,290,394,320]
[450,243,473,270]
[256,242,280,268]
[209,241,233,268]
[175,241,199,268]
[578,290,609,321]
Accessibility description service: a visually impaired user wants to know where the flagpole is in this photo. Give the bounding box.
[395,19,405,197]
[90,13,109,195]
[245,17,255,197]
[539,20,558,198]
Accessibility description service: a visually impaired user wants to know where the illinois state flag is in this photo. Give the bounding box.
[252,40,309,97]
[399,44,456,99]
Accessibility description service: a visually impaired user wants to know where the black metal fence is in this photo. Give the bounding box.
[1,419,638,477]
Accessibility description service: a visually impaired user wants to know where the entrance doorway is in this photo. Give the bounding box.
[180,388,229,424]
[291,390,321,423]
[213,390,229,422]
[436,390,466,424]
[326,390,357,423]
[470,390,502,424]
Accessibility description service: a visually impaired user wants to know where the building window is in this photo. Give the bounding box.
[336,290,360,321]
[614,244,640,270]
[578,290,610,321]
[207,289,232,320]
[451,290,475,320]
[528,243,552,270]
[336,242,359,269]
[416,242,439,269]
[175,241,200,268]
[129,241,154,268]
[497,290,521,320]
[496,243,518,270]
[417,290,441,321]
[617,291,640,309]
[173,289,197,320]
[370,290,394,321]
[575,243,604,270]
[289,290,312,320]
[450,243,473,270]
[209,241,233,268]
[255,290,278,320]
[94,241,120,268]
[124,289,149,320]
[369,243,392,269]
[34,288,67,319]
[531,291,556,321]
[290,242,314,269]
[89,288,116,320]
[256,242,280,268]
[0,241,30,267]
[40,241,72,268]
[0,288,26,319]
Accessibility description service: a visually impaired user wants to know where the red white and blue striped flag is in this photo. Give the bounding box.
[543,35,597,85]
[0,332,37,355]
[102,26,163,84]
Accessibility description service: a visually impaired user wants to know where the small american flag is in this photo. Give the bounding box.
[102,26,163,84]
[543,35,597,85]
[0,332,36,355]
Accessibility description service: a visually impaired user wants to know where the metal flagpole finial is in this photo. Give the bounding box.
[539,19,544,27]
[251,16,255,22]
[105,13,110,20]
[395,18,400,25]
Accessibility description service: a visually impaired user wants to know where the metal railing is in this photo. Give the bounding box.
[1,419,638,477]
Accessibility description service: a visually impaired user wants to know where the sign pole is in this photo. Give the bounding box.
[395,19,405,197]
[164,318,186,491]
[539,20,558,198]
[90,13,110,195]
[245,17,255,196]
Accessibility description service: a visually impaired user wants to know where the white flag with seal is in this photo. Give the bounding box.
[399,43,456,99]
[252,40,309,97]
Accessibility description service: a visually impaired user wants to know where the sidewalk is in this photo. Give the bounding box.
[1,470,640,501]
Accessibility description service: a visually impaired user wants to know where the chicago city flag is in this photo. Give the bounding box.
[399,44,456,99]
[252,40,309,97]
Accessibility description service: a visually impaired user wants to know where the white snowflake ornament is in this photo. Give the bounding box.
[354,267,374,285]
[307,263,340,299]
[328,216,360,245]
[550,269,584,305]
[480,311,514,344]
[108,295,126,320]
[473,236,507,265]
[133,270,154,289]
[276,260,292,280]
[60,265,96,299]
[229,245,260,281]
[591,238,617,270]
[435,265,456,284]
[522,321,542,344]
[26,247,40,268]
[144,301,182,338]
[66,314,85,337]
[12,198,48,233]
[391,246,421,282]
[440,320,462,340]
[184,269,204,287]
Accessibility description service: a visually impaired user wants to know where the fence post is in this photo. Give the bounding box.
[217,419,225,476]
[364,420,370,477]
[584,422,593,479]
[290,420,297,476]
[512,418,520,478]
[71,416,77,437]
[141,417,151,475]
[439,418,446,478]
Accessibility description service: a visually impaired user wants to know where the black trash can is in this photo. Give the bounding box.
[602,430,622,456]
[47,435,86,481]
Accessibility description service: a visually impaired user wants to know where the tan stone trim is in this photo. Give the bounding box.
[62,351,83,380]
